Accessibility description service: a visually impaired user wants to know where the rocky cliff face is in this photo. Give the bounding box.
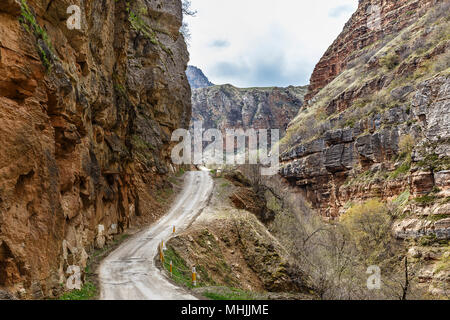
[306,0,437,102]
[280,0,449,296]
[281,0,449,219]
[0,0,190,298]
[186,65,214,89]
[191,84,307,135]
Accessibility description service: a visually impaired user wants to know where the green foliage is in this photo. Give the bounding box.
[128,9,158,45]
[380,53,400,70]
[417,153,450,171]
[434,252,450,273]
[19,0,54,71]
[389,156,412,180]
[341,199,392,263]
[126,5,174,56]
[220,182,230,188]
[414,194,438,205]
[398,134,415,156]
[394,189,411,205]
[418,234,438,246]
[176,167,186,177]
[203,288,258,300]
[163,246,195,288]
[59,281,97,300]
[156,187,174,204]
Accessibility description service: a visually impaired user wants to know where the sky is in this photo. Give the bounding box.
[184,0,358,88]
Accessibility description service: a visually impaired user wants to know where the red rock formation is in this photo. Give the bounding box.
[305,0,436,102]
[0,0,190,298]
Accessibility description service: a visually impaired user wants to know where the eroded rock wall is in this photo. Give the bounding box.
[0,0,190,298]
[191,85,307,135]
[282,76,450,218]
[306,0,435,102]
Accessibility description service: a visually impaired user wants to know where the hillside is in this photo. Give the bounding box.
[279,0,449,296]
[186,65,214,89]
[191,84,307,136]
[0,0,190,298]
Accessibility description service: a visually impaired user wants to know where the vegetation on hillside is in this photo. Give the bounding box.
[282,2,450,153]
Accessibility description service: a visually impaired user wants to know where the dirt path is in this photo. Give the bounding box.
[98,170,214,300]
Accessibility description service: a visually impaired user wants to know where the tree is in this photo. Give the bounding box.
[182,0,197,16]
[181,0,196,43]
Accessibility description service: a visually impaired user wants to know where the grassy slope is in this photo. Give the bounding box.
[282,4,450,153]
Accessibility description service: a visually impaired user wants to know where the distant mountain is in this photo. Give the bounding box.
[191,84,307,137]
[186,65,214,89]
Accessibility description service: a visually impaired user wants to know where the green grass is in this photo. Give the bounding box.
[163,246,194,288]
[414,194,438,205]
[59,281,97,300]
[19,0,54,71]
[156,188,174,204]
[417,153,450,171]
[176,168,185,177]
[434,252,450,273]
[389,156,412,180]
[126,4,173,56]
[203,288,258,300]
[220,182,230,188]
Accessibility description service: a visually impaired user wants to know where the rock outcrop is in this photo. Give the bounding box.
[279,0,449,296]
[282,75,450,219]
[305,0,436,102]
[186,65,214,89]
[281,1,450,221]
[191,84,307,135]
[0,0,190,298]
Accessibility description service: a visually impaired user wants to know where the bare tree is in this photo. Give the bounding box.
[182,0,197,16]
[181,0,196,43]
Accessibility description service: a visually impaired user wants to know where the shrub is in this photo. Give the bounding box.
[380,53,400,70]
[341,199,392,262]
[398,134,415,156]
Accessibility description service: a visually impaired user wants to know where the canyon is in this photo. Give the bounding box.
[0,0,190,298]
[0,0,448,300]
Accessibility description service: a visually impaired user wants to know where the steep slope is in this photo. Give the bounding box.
[0,0,190,298]
[281,0,449,219]
[280,0,449,296]
[192,84,307,136]
[186,65,214,89]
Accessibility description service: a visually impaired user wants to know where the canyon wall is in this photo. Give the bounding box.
[0,0,190,298]
[191,84,307,136]
[186,65,214,89]
[305,0,436,102]
[280,0,449,295]
[281,0,449,219]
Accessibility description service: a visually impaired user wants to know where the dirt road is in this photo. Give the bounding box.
[99,170,213,300]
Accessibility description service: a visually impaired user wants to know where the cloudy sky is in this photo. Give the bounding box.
[185,0,358,88]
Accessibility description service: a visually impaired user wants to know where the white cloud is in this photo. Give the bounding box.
[185,0,358,87]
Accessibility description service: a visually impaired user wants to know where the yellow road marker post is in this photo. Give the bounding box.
[192,267,197,287]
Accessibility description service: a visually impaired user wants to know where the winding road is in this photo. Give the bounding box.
[99,170,213,300]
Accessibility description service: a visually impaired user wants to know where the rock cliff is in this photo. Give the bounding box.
[191,84,307,135]
[0,0,190,298]
[281,0,449,220]
[280,0,449,296]
[305,0,436,102]
[186,65,214,89]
